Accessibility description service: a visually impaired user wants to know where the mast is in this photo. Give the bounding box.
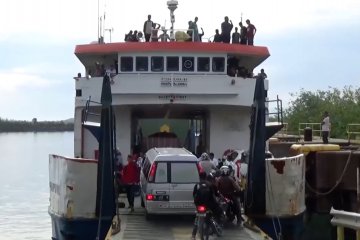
[167,0,178,41]
[245,75,266,216]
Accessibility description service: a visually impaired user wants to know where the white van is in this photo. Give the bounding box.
[140,147,200,219]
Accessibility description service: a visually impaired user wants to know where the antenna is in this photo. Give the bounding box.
[97,0,100,43]
[105,28,114,43]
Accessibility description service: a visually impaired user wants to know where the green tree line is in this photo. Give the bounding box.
[0,118,74,132]
[284,86,360,138]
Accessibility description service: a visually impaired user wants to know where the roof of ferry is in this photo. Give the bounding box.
[75,41,270,70]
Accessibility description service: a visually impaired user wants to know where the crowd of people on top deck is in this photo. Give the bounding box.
[123,14,256,45]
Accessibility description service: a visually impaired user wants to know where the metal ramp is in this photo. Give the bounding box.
[107,196,270,240]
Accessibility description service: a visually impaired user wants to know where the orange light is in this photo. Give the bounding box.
[146,194,154,201]
[197,205,206,213]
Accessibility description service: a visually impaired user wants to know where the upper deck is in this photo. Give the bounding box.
[75,41,270,72]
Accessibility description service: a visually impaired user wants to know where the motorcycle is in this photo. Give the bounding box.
[219,195,235,222]
[195,205,222,240]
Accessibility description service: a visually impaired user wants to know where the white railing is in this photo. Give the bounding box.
[347,124,360,141]
[330,207,360,240]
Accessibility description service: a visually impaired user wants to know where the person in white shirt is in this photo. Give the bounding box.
[199,152,216,175]
[321,111,330,144]
[209,152,219,168]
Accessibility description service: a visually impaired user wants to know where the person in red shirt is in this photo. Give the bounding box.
[121,154,140,212]
[245,19,256,46]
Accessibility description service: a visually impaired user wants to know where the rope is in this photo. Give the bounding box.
[306,151,353,196]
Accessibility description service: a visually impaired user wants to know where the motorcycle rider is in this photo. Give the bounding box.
[192,172,224,239]
[217,165,242,225]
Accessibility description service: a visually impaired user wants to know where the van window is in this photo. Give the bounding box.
[142,158,151,178]
[120,57,133,72]
[151,56,164,72]
[182,57,194,72]
[197,57,210,72]
[155,162,168,183]
[212,57,225,72]
[167,57,179,71]
[136,57,148,71]
[170,162,199,183]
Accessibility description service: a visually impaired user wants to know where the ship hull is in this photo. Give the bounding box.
[50,212,112,240]
[254,212,305,240]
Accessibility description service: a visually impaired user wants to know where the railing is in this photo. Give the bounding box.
[298,123,322,138]
[347,124,360,141]
[82,96,101,123]
[266,95,283,125]
[330,207,360,240]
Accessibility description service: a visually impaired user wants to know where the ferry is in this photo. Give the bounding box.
[48,1,307,239]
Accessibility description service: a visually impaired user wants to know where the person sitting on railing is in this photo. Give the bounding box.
[159,27,170,42]
[151,23,161,42]
[199,27,204,42]
[187,21,194,41]
[213,29,222,42]
[124,30,133,42]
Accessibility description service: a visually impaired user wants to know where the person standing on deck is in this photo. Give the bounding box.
[121,155,140,212]
[221,16,233,43]
[232,27,240,43]
[321,111,330,144]
[246,19,256,45]
[239,22,247,44]
[143,15,153,42]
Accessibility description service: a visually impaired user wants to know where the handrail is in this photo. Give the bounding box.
[330,207,360,240]
[347,123,360,141]
[298,123,322,138]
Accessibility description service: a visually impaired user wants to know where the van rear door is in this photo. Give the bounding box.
[169,162,199,209]
[151,162,170,203]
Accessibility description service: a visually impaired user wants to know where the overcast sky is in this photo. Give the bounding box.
[1,0,359,120]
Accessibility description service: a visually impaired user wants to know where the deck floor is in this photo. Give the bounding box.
[108,195,269,240]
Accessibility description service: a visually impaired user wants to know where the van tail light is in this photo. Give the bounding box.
[148,163,157,182]
[197,162,204,174]
[146,194,154,201]
[197,205,207,213]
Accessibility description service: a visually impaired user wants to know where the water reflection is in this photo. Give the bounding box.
[0,132,73,240]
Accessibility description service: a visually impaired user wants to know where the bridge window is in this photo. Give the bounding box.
[136,57,148,71]
[212,57,225,72]
[151,56,164,72]
[182,57,194,72]
[120,57,133,72]
[197,57,210,72]
[166,57,179,71]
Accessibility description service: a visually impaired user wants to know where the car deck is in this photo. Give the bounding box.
[106,194,271,240]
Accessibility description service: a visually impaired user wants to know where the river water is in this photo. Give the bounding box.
[0,132,73,240]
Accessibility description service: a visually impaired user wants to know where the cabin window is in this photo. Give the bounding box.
[182,57,194,72]
[120,57,133,72]
[166,57,179,71]
[212,57,225,72]
[151,56,164,72]
[197,57,210,72]
[136,57,148,71]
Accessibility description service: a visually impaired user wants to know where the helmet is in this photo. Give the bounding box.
[200,152,209,161]
[209,169,217,179]
[220,166,230,176]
